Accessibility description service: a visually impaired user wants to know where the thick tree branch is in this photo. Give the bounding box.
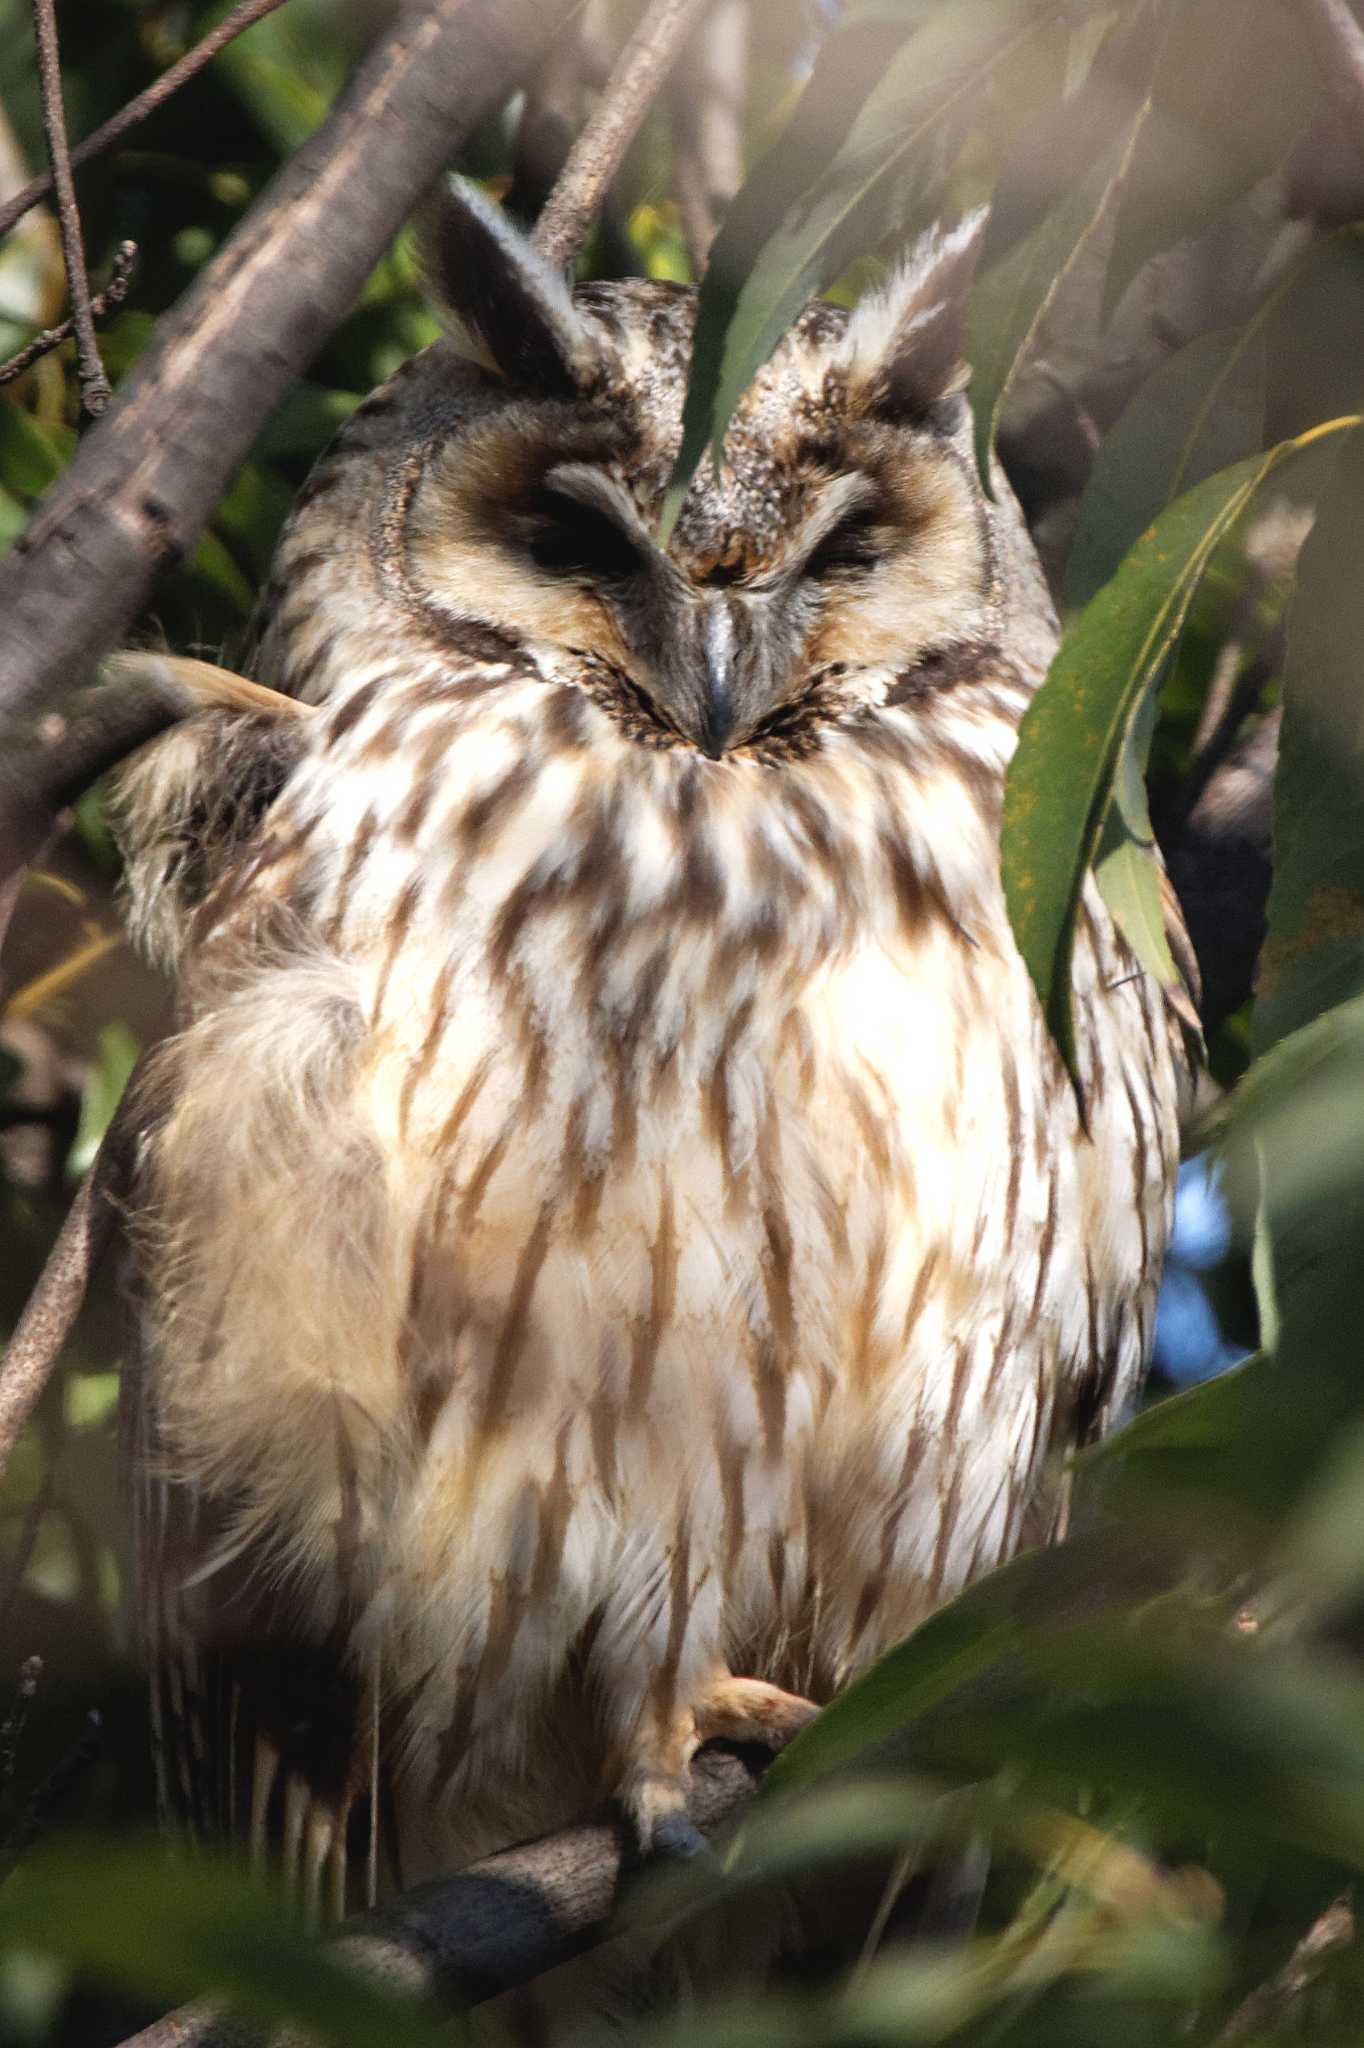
[0,0,291,244]
[0,0,577,832]
[533,0,712,266]
[116,1746,767,2048]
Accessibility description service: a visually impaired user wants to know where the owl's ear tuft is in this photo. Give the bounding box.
[840,209,988,422]
[416,177,601,399]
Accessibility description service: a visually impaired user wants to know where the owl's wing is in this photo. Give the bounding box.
[120,1321,399,1915]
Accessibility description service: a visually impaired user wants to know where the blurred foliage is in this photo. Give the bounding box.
[4,0,1364,2045]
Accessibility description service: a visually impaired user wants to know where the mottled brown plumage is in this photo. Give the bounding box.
[114,183,1193,1909]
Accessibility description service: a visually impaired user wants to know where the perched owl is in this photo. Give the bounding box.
[114,181,1194,1915]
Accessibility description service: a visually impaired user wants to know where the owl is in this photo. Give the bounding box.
[113,180,1194,1916]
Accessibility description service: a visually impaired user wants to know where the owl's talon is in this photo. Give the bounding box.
[694,1673,819,1752]
[650,1814,709,1861]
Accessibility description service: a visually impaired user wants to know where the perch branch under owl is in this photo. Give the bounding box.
[115,1745,770,2048]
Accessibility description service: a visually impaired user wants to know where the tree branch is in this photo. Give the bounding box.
[0,1084,136,1479]
[0,0,291,245]
[31,0,109,415]
[0,0,578,899]
[533,0,713,267]
[116,1746,767,2048]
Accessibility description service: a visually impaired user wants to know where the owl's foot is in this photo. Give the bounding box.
[619,1675,819,1861]
[693,1673,820,1750]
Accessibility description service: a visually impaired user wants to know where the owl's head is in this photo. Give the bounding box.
[401,180,1003,758]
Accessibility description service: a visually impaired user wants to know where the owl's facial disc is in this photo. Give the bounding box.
[409,179,997,756]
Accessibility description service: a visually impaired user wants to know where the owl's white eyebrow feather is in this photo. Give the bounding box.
[755,473,881,591]
[543,463,675,575]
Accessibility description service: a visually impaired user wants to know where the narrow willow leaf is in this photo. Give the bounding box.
[2,1837,458,2048]
[759,1540,1112,1799]
[1103,0,1316,317]
[663,0,1082,534]
[1003,455,1263,1080]
[1064,322,1267,612]
[1002,418,1357,1081]
[967,162,1106,498]
[1095,823,1180,996]
[1217,991,1364,1248]
[968,121,1144,496]
[1094,688,1195,1015]
[1077,1352,1258,1469]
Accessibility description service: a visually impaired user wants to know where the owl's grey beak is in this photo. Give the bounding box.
[699,601,737,759]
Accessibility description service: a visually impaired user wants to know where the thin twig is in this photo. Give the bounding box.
[0,0,291,246]
[0,238,137,390]
[31,0,109,415]
[533,0,714,267]
[0,1656,42,1809]
[1297,0,1364,114]
[0,1071,141,1484]
[1,1706,102,1868]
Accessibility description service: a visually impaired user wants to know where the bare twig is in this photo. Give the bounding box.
[0,238,137,390]
[533,0,714,267]
[1,1706,102,1867]
[31,0,109,415]
[1297,0,1364,115]
[669,0,748,272]
[0,0,290,245]
[1216,1897,1354,2042]
[0,1657,42,1807]
[0,1093,134,1483]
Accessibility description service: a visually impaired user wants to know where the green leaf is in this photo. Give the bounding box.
[0,401,73,498]
[664,0,1085,533]
[968,125,1142,496]
[1077,1354,1259,1470]
[1093,674,1193,1006]
[1002,420,1355,1081]
[1094,822,1179,995]
[0,1836,459,2048]
[1064,322,1267,612]
[760,1538,1113,1800]
[1103,0,1316,317]
[1005,457,1259,1078]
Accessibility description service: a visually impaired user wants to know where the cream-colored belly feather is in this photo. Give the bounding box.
[136,658,1180,1870]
